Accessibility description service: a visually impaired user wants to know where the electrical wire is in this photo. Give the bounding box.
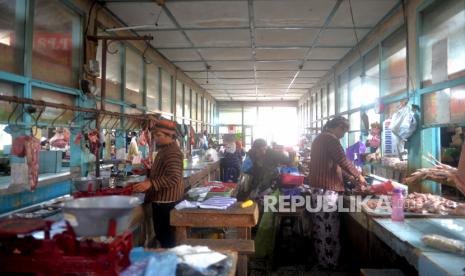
[142,42,152,64]
[347,0,415,98]
[153,7,163,27]
[348,0,363,64]
[141,5,163,64]
[84,1,97,37]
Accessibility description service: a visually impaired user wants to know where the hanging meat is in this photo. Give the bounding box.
[137,130,147,147]
[141,126,154,170]
[189,126,195,145]
[50,128,68,149]
[25,137,41,191]
[87,129,100,157]
[74,132,83,145]
[11,135,41,191]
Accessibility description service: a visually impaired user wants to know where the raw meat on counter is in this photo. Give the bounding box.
[382,157,408,171]
[367,180,394,195]
[404,192,459,214]
[450,204,465,216]
[364,198,390,210]
[11,135,41,191]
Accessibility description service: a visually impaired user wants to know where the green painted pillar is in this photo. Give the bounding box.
[408,126,441,194]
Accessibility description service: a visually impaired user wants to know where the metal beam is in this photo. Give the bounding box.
[217,100,299,107]
[102,0,247,2]
[171,58,339,63]
[128,26,372,32]
[183,69,327,73]
[155,45,354,50]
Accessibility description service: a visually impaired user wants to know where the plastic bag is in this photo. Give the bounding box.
[204,148,218,162]
[390,105,417,141]
[122,247,177,276]
[422,234,465,255]
[241,156,253,173]
[10,162,29,190]
[132,155,142,165]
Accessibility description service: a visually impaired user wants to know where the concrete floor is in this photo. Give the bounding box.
[248,216,353,276]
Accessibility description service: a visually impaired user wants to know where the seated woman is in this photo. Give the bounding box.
[221,142,241,182]
[238,139,290,200]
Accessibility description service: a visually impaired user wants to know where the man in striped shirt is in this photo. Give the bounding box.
[133,119,183,248]
[309,116,367,270]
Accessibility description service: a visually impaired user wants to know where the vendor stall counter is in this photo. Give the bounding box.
[343,199,465,275]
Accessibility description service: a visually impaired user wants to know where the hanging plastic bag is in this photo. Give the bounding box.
[390,104,417,141]
[10,162,29,190]
[132,155,142,165]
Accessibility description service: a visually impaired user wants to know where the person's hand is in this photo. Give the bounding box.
[358,175,368,186]
[132,180,151,192]
[355,175,369,193]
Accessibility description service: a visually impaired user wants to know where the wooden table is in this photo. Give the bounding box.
[170,203,259,276]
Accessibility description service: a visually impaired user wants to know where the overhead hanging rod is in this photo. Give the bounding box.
[0,95,151,121]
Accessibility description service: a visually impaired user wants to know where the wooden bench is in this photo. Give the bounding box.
[171,203,259,276]
[182,239,254,276]
[182,238,255,255]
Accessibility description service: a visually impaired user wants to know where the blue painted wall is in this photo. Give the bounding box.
[0,180,71,214]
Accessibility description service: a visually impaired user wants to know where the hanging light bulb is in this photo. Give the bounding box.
[206,65,211,84]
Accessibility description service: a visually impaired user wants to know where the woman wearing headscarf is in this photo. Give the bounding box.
[133,119,183,248]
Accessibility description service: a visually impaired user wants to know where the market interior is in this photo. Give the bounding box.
[0,0,464,275]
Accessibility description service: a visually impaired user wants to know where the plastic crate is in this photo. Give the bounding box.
[206,189,234,198]
[280,173,304,186]
[278,167,299,174]
[280,187,302,196]
[203,181,237,190]
[203,181,237,198]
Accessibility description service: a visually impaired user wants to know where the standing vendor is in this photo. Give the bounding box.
[309,116,367,270]
[132,119,184,248]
